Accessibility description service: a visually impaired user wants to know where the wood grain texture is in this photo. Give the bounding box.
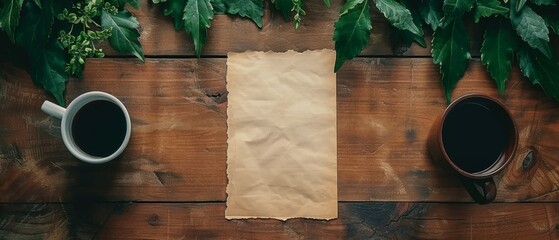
[1,57,559,203]
[1,202,558,239]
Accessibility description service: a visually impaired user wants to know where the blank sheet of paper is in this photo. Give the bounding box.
[225,50,337,220]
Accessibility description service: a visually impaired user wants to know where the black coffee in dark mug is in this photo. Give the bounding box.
[428,94,518,204]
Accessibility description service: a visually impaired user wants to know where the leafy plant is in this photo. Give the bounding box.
[154,0,559,103]
[0,0,144,105]
[3,0,559,104]
[333,0,559,102]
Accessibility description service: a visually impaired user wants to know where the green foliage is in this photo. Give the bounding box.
[101,10,145,62]
[292,0,306,29]
[29,40,68,105]
[271,0,294,21]
[481,17,516,94]
[518,44,559,101]
[183,0,214,57]
[217,0,264,28]
[441,0,475,27]
[388,0,426,50]
[420,0,443,31]
[3,0,559,105]
[511,5,551,58]
[163,0,188,30]
[375,0,422,38]
[431,18,471,102]
[474,0,508,23]
[0,0,24,43]
[332,0,371,72]
[0,0,143,105]
[328,0,559,102]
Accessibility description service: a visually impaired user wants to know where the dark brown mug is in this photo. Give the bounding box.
[428,94,518,204]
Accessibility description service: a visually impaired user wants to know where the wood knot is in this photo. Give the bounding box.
[405,129,416,142]
[522,148,537,170]
[147,213,161,226]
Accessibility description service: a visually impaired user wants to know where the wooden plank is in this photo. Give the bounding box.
[0,202,558,239]
[1,58,559,202]
[105,0,441,57]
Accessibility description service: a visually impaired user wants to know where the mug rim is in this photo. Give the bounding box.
[437,93,518,179]
[60,91,131,164]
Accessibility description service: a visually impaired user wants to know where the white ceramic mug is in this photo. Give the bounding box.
[41,91,131,164]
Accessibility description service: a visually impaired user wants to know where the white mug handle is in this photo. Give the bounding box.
[41,101,66,119]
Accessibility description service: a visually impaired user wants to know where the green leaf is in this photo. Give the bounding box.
[271,0,293,21]
[15,0,53,49]
[530,0,556,5]
[101,10,145,62]
[516,0,527,11]
[29,40,68,105]
[374,0,422,37]
[440,0,475,27]
[324,0,331,7]
[164,0,188,30]
[481,17,516,94]
[431,19,471,102]
[333,0,371,72]
[391,0,426,49]
[420,0,443,31]
[0,0,23,43]
[517,45,559,101]
[474,0,508,23]
[223,0,263,28]
[183,0,214,57]
[510,5,551,59]
[210,0,226,13]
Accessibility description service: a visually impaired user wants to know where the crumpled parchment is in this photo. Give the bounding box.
[225,50,338,220]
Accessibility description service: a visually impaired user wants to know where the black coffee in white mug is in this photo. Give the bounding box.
[42,91,131,164]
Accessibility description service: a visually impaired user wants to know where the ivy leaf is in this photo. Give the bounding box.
[333,0,371,72]
[529,0,556,5]
[223,0,263,28]
[15,0,53,49]
[324,0,331,7]
[183,0,214,57]
[440,0,475,27]
[518,45,559,101]
[431,19,471,102]
[420,0,443,31]
[474,0,508,23]
[271,0,293,21]
[481,17,516,94]
[164,0,188,30]
[101,10,145,62]
[0,0,23,43]
[374,0,422,37]
[29,40,68,105]
[510,5,551,59]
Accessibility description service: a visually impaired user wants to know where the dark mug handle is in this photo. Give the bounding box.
[459,176,496,204]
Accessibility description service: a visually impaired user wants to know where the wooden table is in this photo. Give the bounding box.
[2,1,559,239]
